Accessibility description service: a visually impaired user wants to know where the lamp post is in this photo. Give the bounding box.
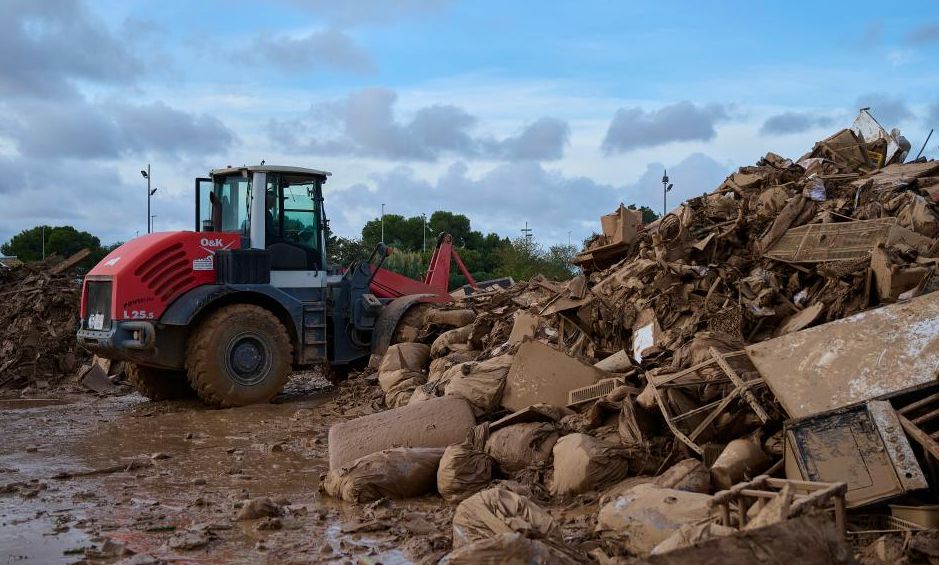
[662,169,673,217]
[140,165,157,234]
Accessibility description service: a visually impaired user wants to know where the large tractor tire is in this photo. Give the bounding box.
[186,304,293,408]
[126,363,195,401]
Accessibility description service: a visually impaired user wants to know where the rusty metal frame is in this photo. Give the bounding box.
[648,348,768,456]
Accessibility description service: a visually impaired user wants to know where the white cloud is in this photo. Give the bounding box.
[602,102,730,154]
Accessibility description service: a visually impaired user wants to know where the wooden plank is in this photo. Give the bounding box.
[649,381,704,456]
[898,392,939,416]
[912,406,939,427]
[49,248,91,275]
[650,351,746,386]
[710,347,770,423]
[898,413,939,462]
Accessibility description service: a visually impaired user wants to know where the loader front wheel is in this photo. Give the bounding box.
[186,304,293,408]
[126,363,195,401]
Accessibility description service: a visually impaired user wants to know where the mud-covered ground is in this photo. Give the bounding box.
[0,373,466,564]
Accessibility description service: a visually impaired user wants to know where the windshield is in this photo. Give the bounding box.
[198,174,251,233]
[267,173,322,251]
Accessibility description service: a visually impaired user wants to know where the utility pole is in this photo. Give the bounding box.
[422,213,427,252]
[661,169,673,216]
[141,165,157,234]
[521,222,533,241]
[568,231,572,247]
[381,203,385,243]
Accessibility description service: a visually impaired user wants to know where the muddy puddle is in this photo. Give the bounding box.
[0,375,448,564]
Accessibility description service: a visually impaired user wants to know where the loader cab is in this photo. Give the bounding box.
[195,165,330,283]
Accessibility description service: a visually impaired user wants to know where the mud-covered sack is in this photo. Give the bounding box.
[378,369,425,392]
[550,433,634,496]
[438,424,492,503]
[441,533,580,565]
[425,308,477,328]
[654,458,711,494]
[444,354,512,416]
[384,375,424,408]
[452,487,559,548]
[710,436,769,490]
[431,324,473,358]
[377,343,431,373]
[322,447,444,503]
[595,483,713,555]
[428,350,480,386]
[485,422,559,475]
[650,521,735,555]
[407,382,439,405]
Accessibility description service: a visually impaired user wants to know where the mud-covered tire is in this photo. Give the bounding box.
[126,363,195,401]
[392,303,431,344]
[185,304,293,408]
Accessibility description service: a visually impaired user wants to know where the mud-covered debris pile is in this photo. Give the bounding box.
[325,110,939,563]
[0,253,90,391]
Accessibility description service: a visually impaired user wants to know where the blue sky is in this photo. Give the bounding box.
[2,0,939,247]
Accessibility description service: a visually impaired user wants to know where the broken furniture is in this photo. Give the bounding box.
[747,291,939,419]
[784,400,927,508]
[648,348,770,456]
[711,475,848,535]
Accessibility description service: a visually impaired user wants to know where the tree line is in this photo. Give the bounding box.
[2,204,658,284]
[1,225,119,266]
[327,210,580,287]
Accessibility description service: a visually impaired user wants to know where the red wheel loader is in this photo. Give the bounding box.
[77,165,478,407]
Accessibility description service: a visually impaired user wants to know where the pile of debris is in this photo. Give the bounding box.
[0,250,91,393]
[322,110,939,562]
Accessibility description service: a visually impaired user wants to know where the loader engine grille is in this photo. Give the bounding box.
[84,280,113,331]
[134,242,195,303]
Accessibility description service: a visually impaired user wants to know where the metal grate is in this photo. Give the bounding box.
[764,217,897,263]
[567,377,625,407]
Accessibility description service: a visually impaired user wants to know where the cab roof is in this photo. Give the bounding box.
[209,165,331,179]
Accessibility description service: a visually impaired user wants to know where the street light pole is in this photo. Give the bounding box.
[661,169,673,217]
[146,164,151,233]
[141,165,158,235]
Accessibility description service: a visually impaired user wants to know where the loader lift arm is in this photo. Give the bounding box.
[368,233,477,302]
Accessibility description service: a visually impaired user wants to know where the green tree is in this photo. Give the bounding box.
[493,238,578,282]
[545,243,578,278]
[328,235,368,268]
[361,214,424,250]
[1,225,102,263]
[627,204,660,224]
[428,211,472,246]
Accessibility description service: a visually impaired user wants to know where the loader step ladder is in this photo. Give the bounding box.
[301,301,328,363]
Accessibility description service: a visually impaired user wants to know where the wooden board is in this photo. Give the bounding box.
[746,291,939,419]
